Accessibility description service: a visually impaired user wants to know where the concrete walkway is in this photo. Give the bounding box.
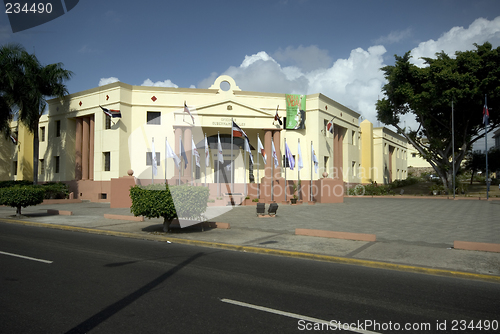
[1,197,499,280]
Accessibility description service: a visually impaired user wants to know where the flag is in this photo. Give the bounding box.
[297,140,303,170]
[285,142,295,170]
[217,134,224,164]
[483,101,489,125]
[152,138,157,176]
[274,105,282,126]
[232,120,247,138]
[244,138,254,164]
[184,102,195,124]
[180,138,188,169]
[326,118,334,134]
[10,135,18,145]
[272,141,279,168]
[257,136,267,165]
[166,138,181,169]
[100,105,121,118]
[192,138,200,167]
[204,135,210,167]
[312,143,319,173]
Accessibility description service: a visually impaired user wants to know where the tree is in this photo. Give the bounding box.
[0,185,45,216]
[0,43,72,184]
[377,42,500,190]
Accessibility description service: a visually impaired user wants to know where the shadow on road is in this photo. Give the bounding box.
[64,252,204,334]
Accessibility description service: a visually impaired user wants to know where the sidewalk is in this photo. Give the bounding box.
[1,197,499,280]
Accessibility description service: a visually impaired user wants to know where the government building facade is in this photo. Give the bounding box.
[1,75,408,204]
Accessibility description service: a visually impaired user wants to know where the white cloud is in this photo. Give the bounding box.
[411,16,500,67]
[141,78,178,88]
[273,45,332,72]
[98,77,120,86]
[374,28,412,45]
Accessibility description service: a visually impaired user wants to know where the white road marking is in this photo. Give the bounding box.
[221,298,380,334]
[0,251,53,264]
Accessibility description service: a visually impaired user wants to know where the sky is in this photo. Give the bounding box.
[2,0,500,149]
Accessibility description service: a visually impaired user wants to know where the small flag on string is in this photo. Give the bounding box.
[274,105,282,126]
[192,138,200,167]
[257,136,267,165]
[184,102,195,124]
[217,134,224,164]
[272,141,279,168]
[100,105,121,118]
[285,142,295,170]
[166,138,181,169]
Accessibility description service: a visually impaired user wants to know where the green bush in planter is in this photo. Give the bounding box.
[0,180,33,188]
[130,185,209,231]
[0,185,46,216]
[42,182,69,199]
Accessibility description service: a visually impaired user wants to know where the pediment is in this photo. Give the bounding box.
[186,99,274,118]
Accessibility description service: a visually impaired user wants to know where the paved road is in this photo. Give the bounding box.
[1,197,500,277]
[1,223,499,333]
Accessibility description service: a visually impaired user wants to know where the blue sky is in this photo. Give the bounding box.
[2,0,500,148]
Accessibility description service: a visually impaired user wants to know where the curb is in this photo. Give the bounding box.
[1,218,499,284]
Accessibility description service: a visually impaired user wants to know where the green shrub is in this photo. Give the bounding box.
[0,180,33,188]
[130,185,209,231]
[389,176,420,189]
[0,185,46,216]
[42,182,69,199]
[347,184,394,196]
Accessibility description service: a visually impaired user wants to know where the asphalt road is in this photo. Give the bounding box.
[1,222,499,334]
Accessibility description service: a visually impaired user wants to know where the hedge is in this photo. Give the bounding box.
[129,184,210,231]
[0,185,46,216]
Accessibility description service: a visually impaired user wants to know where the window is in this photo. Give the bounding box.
[146,152,161,166]
[324,120,328,135]
[39,159,45,175]
[40,127,45,141]
[351,130,356,145]
[56,120,61,137]
[324,156,329,172]
[55,156,60,173]
[411,153,417,158]
[147,111,161,125]
[352,161,356,176]
[105,115,111,130]
[103,152,111,171]
[13,161,17,175]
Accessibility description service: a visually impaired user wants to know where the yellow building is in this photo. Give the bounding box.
[1,75,407,202]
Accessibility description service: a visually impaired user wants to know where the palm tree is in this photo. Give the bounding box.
[0,43,73,184]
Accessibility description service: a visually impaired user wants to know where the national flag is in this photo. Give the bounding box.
[326,118,334,134]
[232,120,247,138]
[285,142,295,170]
[297,140,303,170]
[483,101,489,125]
[180,138,188,169]
[184,102,195,124]
[192,138,200,167]
[312,143,319,173]
[217,134,224,164]
[257,136,267,165]
[166,138,181,169]
[151,138,158,176]
[272,141,279,168]
[204,134,210,167]
[274,105,282,126]
[244,138,254,164]
[10,135,18,144]
[100,105,121,118]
